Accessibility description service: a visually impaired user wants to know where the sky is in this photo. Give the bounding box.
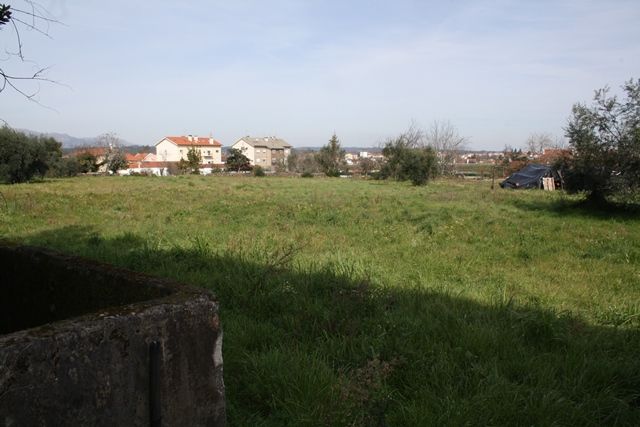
[1,0,639,149]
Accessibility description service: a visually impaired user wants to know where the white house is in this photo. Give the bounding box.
[155,135,223,164]
[230,136,292,170]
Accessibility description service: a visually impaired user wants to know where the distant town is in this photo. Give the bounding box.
[51,131,567,178]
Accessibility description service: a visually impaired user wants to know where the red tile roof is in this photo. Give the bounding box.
[164,136,222,147]
[125,153,148,162]
[70,147,108,157]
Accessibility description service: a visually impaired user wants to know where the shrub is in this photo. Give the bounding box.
[564,78,640,203]
[0,126,63,183]
[380,131,438,186]
[253,165,266,177]
[47,157,81,178]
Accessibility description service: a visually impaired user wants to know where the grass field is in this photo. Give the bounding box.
[1,176,639,425]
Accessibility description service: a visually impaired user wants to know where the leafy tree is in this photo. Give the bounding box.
[186,147,202,174]
[77,152,99,173]
[564,78,640,203]
[177,158,190,175]
[48,157,80,177]
[0,126,62,183]
[226,148,251,172]
[316,133,345,177]
[380,127,437,185]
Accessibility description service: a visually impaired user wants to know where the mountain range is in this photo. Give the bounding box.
[17,129,134,148]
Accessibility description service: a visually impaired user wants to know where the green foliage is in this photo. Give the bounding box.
[253,165,265,177]
[287,149,299,172]
[76,152,99,173]
[177,158,189,175]
[47,157,81,178]
[186,147,202,174]
[564,78,640,203]
[380,134,437,185]
[0,126,62,183]
[226,148,251,172]
[316,133,345,177]
[301,171,313,178]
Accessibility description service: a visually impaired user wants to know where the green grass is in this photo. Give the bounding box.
[1,175,639,425]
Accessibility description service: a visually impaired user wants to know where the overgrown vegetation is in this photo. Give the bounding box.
[0,126,64,183]
[316,133,346,177]
[562,79,640,204]
[0,176,638,425]
[380,126,438,185]
[226,148,252,172]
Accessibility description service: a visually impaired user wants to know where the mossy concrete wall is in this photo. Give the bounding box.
[0,245,225,426]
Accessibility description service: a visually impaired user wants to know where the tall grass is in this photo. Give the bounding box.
[1,176,638,425]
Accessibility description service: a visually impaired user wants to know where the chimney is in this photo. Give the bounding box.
[188,134,193,142]
[209,136,214,145]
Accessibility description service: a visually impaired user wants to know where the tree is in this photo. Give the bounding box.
[564,78,640,203]
[105,148,127,174]
[76,151,99,173]
[287,149,319,175]
[48,157,80,178]
[525,133,554,156]
[425,120,467,176]
[186,147,202,174]
[359,157,377,177]
[380,126,438,186]
[316,133,345,177]
[98,133,128,174]
[287,150,299,172]
[0,126,62,183]
[177,158,189,175]
[226,148,251,172]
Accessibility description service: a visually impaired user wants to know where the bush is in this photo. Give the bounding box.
[564,78,640,204]
[380,132,438,186]
[0,126,63,183]
[253,165,265,177]
[301,171,314,178]
[47,157,81,178]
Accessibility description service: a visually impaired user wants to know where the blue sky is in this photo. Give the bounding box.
[1,0,639,149]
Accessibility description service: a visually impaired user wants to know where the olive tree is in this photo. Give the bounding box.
[564,78,640,203]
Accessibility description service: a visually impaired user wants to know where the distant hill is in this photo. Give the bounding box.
[17,129,135,148]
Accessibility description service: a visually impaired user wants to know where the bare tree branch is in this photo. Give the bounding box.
[425,120,468,176]
[0,1,62,109]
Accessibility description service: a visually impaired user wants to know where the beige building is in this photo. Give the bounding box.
[231,136,292,170]
[155,135,222,164]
